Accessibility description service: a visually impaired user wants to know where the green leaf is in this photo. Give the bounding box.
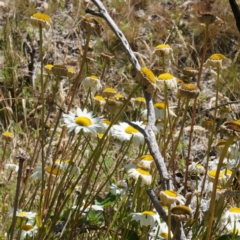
[87,209,103,224]
[95,192,117,207]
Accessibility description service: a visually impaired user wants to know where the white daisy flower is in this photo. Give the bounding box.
[54,159,80,176]
[20,220,38,240]
[154,44,173,58]
[62,108,104,136]
[98,119,113,136]
[159,190,178,205]
[149,222,173,239]
[109,180,128,196]
[208,169,225,185]
[224,158,240,169]
[111,121,145,146]
[221,169,232,181]
[141,102,176,120]
[134,154,155,170]
[72,201,104,214]
[94,95,106,106]
[188,162,205,175]
[204,53,231,69]
[102,87,117,97]
[223,207,240,223]
[125,164,152,186]
[129,211,160,227]
[157,73,177,90]
[227,143,240,160]
[5,163,19,172]
[134,97,146,108]
[225,221,240,236]
[30,167,43,181]
[16,210,36,219]
[82,75,102,93]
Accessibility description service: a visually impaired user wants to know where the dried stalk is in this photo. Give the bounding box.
[86,1,186,239]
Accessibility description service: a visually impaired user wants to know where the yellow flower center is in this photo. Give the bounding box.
[136,168,151,176]
[160,233,168,238]
[3,131,13,137]
[225,120,240,131]
[32,13,51,22]
[171,205,191,215]
[158,73,174,80]
[18,212,27,217]
[220,107,230,113]
[117,184,126,189]
[181,84,199,91]
[142,211,155,216]
[97,133,104,138]
[45,167,63,175]
[21,224,34,231]
[104,88,116,93]
[75,116,92,126]
[229,207,240,213]
[223,169,232,175]
[95,96,105,101]
[210,54,225,61]
[155,44,170,49]
[103,120,111,125]
[88,75,98,79]
[125,126,139,134]
[154,102,166,109]
[178,79,184,84]
[115,93,123,98]
[55,159,71,164]
[45,64,53,70]
[231,228,240,234]
[164,190,177,197]
[140,154,153,161]
[136,97,145,102]
[208,170,223,178]
[141,67,156,83]
[68,68,74,73]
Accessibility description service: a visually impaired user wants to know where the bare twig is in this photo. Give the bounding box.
[87,1,186,239]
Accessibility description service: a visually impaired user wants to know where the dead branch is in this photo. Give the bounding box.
[86,1,187,239]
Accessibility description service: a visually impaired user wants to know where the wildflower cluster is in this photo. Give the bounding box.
[1,1,240,240]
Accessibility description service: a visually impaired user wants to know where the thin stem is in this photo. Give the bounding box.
[39,24,45,220]
[184,21,209,198]
[205,66,226,240]
[9,155,25,240]
[0,140,7,172]
[67,31,92,111]
[163,83,168,159]
[100,59,107,80]
[168,97,189,171]
[168,204,171,240]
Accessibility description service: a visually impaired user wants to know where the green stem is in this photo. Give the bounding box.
[168,98,189,171]
[205,66,226,240]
